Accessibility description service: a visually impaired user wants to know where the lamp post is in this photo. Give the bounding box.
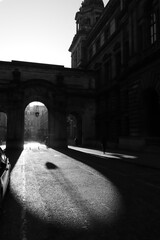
[35,105,39,117]
[35,111,39,117]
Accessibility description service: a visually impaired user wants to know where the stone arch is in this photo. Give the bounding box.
[23,80,67,148]
[24,102,48,143]
[67,112,82,146]
[6,79,67,149]
[22,80,53,147]
[22,79,55,110]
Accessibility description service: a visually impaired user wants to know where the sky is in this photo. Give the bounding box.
[29,101,44,107]
[0,0,109,68]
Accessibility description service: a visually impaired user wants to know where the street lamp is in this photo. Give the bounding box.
[35,112,39,117]
[35,106,39,117]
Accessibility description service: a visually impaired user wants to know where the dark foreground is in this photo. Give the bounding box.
[0,143,160,240]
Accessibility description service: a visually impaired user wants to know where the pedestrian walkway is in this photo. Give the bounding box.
[69,146,160,170]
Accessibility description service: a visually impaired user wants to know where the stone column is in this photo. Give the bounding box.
[6,102,24,150]
[48,91,67,149]
[48,109,67,149]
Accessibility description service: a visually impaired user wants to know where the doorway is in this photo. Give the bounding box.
[24,101,48,144]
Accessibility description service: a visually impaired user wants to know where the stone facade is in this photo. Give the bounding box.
[0,61,96,149]
[1,0,160,152]
[69,0,160,151]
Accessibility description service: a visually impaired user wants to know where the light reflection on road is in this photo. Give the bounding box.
[24,141,46,150]
[10,143,124,233]
[69,146,137,160]
[0,144,6,150]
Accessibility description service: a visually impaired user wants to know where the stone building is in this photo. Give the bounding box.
[0,0,160,152]
[0,61,96,150]
[69,0,160,151]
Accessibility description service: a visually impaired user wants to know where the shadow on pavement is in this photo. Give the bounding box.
[45,162,58,170]
[0,147,159,240]
[57,147,160,240]
[0,191,119,240]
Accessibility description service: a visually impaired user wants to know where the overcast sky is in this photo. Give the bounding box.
[0,0,109,68]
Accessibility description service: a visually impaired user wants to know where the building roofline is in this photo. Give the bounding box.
[85,0,118,43]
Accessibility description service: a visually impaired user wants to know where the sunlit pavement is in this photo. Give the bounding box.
[69,145,160,169]
[0,144,6,150]
[0,142,160,240]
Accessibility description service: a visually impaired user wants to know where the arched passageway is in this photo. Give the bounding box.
[6,80,68,150]
[67,113,82,146]
[24,102,48,144]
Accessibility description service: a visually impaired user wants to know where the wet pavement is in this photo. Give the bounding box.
[0,143,160,240]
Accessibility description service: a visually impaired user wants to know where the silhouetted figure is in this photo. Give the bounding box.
[101,136,106,154]
[74,137,78,146]
[45,137,48,148]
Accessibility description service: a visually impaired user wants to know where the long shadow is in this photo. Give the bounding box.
[56,147,160,239]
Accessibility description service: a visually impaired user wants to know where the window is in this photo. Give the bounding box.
[93,43,96,55]
[145,0,158,45]
[110,19,116,36]
[120,0,124,10]
[101,32,105,46]
[150,12,157,44]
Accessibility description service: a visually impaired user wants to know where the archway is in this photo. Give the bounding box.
[0,112,7,148]
[6,80,68,150]
[67,113,82,146]
[24,101,48,144]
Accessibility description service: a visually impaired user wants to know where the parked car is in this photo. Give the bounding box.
[0,147,11,207]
